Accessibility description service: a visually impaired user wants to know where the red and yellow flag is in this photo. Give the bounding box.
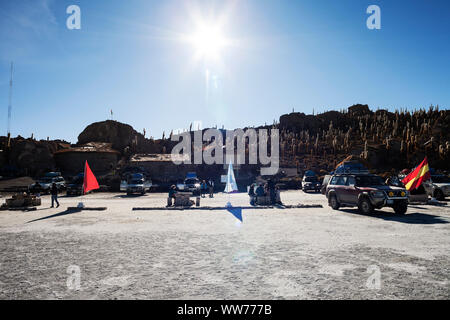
[402,157,431,191]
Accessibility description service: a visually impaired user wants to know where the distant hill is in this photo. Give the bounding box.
[1,104,449,178]
[277,104,449,172]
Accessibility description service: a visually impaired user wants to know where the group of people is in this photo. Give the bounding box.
[248,179,281,205]
[200,179,214,198]
[168,178,215,202]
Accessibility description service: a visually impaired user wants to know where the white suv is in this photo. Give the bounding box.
[423,175,450,200]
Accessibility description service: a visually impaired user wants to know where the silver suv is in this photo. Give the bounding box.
[29,172,66,194]
[422,175,450,200]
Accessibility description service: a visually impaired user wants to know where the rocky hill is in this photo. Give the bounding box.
[277,104,450,172]
[77,120,162,154]
[0,136,70,177]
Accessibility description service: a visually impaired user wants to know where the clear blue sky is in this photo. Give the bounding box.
[0,0,449,143]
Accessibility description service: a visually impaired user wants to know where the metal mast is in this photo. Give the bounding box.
[7,61,13,136]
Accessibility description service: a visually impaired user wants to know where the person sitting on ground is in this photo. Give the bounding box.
[255,183,265,198]
[168,185,177,206]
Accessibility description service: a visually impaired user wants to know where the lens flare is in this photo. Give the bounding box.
[188,22,229,61]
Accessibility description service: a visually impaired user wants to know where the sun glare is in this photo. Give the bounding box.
[188,23,229,61]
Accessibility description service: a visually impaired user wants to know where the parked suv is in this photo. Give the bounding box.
[120,173,152,195]
[66,173,83,196]
[422,175,450,200]
[29,172,66,194]
[177,178,201,195]
[326,173,409,215]
[66,173,92,196]
[301,175,321,192]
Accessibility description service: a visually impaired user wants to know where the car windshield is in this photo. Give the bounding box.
[72,177,83,184]
[185,179,198,184]
[130,179,144,184]
[432,176,450,183]
[38,177,53,183]
[44,173,60,178]
[304,176,317,182]
[355,175,385,187]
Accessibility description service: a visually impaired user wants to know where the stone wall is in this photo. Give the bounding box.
[54,151,119,175]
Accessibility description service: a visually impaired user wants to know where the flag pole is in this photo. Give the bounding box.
[78,160,87,208]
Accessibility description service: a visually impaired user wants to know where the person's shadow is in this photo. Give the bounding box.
[27,207,82,223]
[339,208,449,225]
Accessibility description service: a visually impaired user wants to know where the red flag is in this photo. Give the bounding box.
[83,160,99,194]
[401,157,431,191]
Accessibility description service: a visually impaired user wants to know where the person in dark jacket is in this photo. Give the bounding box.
[248,183,256,205]
[50,182,59,208]
[201,180,208,198]
[168,185,177,207]
[208,179,214,198]
[255,183,265,197]
[255,183,265,205]
[267,179,276,204]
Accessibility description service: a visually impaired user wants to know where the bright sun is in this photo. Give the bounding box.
[188,23,228,61]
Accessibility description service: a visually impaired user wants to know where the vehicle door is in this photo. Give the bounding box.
[144,179,152,191]
[422,178,433,196]
[343,176,358,204]
[326,175,338,197]
[120,179,128,191]
[334,176,348,203]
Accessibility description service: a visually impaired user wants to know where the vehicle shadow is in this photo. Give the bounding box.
[113,194,146,198]
[27,207,82,223]
[407,205,429,210]
[339,208,449,225]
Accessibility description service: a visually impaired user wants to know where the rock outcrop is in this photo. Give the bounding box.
[0,136,70,176]
[77,120,166,155]
[278,104,450,172]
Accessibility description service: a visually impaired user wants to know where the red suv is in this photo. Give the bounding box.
[326,174,409,215]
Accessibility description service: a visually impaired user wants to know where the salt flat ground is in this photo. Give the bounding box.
[0,191,449,300]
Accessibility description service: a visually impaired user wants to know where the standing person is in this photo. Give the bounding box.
[267,178,276,204]
[248,183,256,205]
[275,185,282,205]
[201,180,207,198]
[50,182,59,208]
[208,179,214,198]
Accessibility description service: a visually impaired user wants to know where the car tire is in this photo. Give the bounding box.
[358,197,374,215]
[434,189,445,201]
[329,194,340,210]
[393,202,408,215]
